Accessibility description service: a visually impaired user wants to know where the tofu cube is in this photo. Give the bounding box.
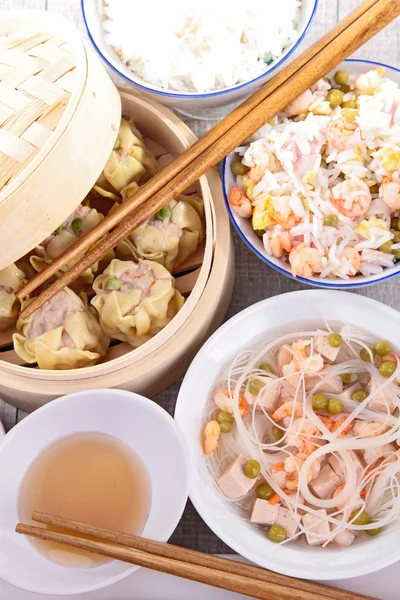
[245,377,281,412]
[367,378,397,414]
[328,451,364,480]
[217,455,257,499]
[302,509,331,546]
[275,506,298,538]
[306,375,343,395]
[315,336,341,362]
[310,464,341,499]
[250,499,280,525]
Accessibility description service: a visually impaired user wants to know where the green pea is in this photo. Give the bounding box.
[393,249,400,260]
[391,217,399,230]
[156,206,171,220]
[271,425,284,441]
[216,411,234,425]
[328,332,343,348]
[374,340,392,356]
[365,526,383,536]
[342,99,357,109]
[379,241,393,254]
[327,89,344,107]
[231,161,248,176]
[243,459,261,479]
[248,378,264,395]
[53,225,64,235]
[392,230,400,243]
[350,510,370,526]
[104,277,122,290]
[259,363,273,373]
[268,524,287,543]
[340,373,356,383]
[71,218,83,235]
[312,393,328,411]
[255,229,264,239]
[328,398,342,415]
[340,84,351,94]
[113,136,121,150]
[334,70,349,85]
[320,158,327,169]
[370,183,380,194]
[219,421,233,433]
[342,108,358,122]
[324,214,339,227]
[256,482,274,500]
[360,348,372,362]
[379,361,397,378]
[351,389,368,403]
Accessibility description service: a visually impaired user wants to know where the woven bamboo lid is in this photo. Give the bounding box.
[0,11,121,270]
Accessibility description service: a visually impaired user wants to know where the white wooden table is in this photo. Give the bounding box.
[1,0,400,597]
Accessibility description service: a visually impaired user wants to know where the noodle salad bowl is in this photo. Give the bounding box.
[223,59,400,288]
[175,291,400,580]
[81,0,318,109]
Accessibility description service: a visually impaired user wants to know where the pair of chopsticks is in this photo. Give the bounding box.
[16,512,374,600]
[17,0,400,319]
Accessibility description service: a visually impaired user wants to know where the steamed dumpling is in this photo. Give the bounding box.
[13,288,109,369]
[94,118,158,197]
[0,264,26,332]
[116,194,204,272]
[30,204,113,285]
[91,259,184,348]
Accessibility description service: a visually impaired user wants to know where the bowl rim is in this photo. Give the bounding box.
[174,289,400,580]
[80,0,319,99]
[222,58,400,289]
[0,388,191,595]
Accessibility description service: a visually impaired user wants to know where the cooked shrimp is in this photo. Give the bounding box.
[380,173,400,210]
[277,345,292,370]
[213,387,248,418]
[353,419,386,438]
[342,247,361,276]
[286,418,318,454]
[269,229,292,258]
[203,421,220,454]
[229,187,252,218]
[291,339,324,373]
[248,152,280,181]
[330,179,372,217]
[289,243,324,278]
[271,401,302,422]
[327,118,363,151]
[271,211,301,229]
[285,89,314,116]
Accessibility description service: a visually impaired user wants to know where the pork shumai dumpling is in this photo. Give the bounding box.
[116,194,204,272]
[13,288,110,370]
[30,204,113,285]
[0,264,26,332]
[91,259,184,348]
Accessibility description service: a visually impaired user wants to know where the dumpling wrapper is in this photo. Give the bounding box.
[99,118,158,194]
[0,264,26,332]
[13,288,109,369]
[30,205,114,285]
[91,259,184,348]
[116,194,204,272]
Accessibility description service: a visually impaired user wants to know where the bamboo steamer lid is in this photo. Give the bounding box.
[0,10,121,269]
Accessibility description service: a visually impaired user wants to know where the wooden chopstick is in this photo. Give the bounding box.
[18,0,400,319]
[29,512,372,600]
[16,0,380,304]
[15,516,374,600]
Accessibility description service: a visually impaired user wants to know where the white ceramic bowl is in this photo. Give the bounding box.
[81,0,318,109]
[0,389,190,595]
[223,59,400,288]
[175,290,400,580]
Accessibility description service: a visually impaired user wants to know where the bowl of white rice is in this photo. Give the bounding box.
[223,59,400,289]
[81,0,319,109]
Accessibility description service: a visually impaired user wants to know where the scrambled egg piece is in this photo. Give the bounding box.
[374,148,400,173]
[252,196,275,230]
[355,217,389,239]
[311,100,332,116]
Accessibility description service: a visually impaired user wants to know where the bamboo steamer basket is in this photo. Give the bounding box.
[0,15,234,412]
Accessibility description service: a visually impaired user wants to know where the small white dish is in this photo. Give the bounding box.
[81,0,318,110]
[175,290,400,580]
[0,389,190,596]
[222,59,400,289]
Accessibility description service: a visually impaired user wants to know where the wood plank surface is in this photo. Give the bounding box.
[1,0,400,554]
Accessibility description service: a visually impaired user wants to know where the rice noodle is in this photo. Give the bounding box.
[204,323,400,547]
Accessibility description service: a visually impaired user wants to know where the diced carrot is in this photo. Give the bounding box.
[269,493,281,505]
[239,394,249,418]
[273,462,285,471]
[360,488,367,499]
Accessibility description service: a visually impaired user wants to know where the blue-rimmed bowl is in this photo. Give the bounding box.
[81,0,318,109]
[223,59,400,289]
